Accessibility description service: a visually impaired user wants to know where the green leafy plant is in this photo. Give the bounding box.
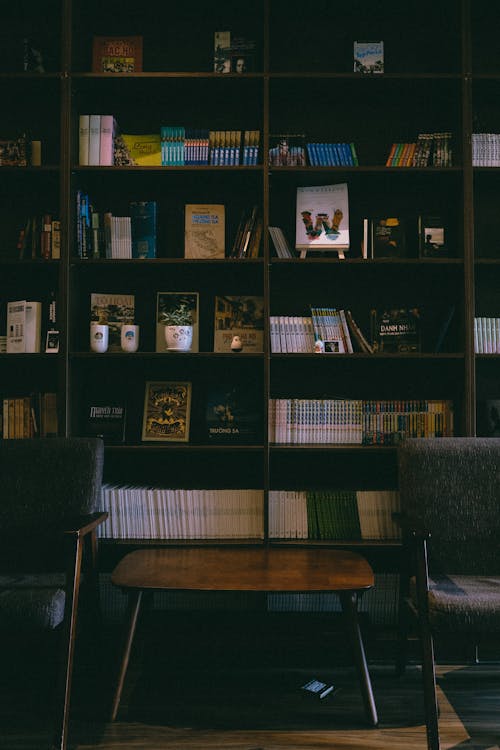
[160,296,194,326]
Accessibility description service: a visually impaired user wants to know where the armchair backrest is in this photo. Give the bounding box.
[0,438,104,536]
[398,438,500,574]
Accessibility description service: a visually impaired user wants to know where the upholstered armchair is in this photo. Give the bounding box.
[397,437,500,750]
[0,438,106,750]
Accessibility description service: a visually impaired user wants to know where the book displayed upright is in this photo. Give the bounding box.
[205,382,262,443]
[353,41,384,74]
[295,183,350,258]
[213,295,264,353]
[142,381,192,442]
[371,307,421,352]
[90,293,135,352]
[92,35,143,73]
[84,402,127,443]
[6,300,42,353]
[371,217,406,258]
[184,204,225,259]
[418,214,449,258]
[130,201,157,258]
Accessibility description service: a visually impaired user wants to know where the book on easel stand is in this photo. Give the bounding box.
[295,183,350,259]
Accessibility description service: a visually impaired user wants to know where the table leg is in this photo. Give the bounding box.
[111,589,143,721]
[339,590,378,727]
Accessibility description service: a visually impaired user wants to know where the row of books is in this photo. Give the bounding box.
[385,132,453,167]
[472,133,500,166]
[474,317,500,353]
[305,142,359,167]
[16,215,60,260]
[1,392,58,439]
[268,490,401,541]
[311,306,373,353]
[270,316,315,353]
[229,205,262,258]
[268,226,294,258]
[267,573,399,626]
[98,486,264,539]
[76,192,157,259]
[268,398,454,445]
[79,116,261,167]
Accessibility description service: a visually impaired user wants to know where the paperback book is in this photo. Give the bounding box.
[92,35,143,73]
[142,381,192,442]
[184,204,225,259]
[205,382,262,443]
[84,402,126,443]
[371,307,421,352]
[295,183,350,256]
[353,41,384,74]
[90,293,135,352]
[371,217,406,258]
[213,295,264,353]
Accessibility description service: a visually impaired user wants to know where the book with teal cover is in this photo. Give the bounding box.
[130,201,156,258]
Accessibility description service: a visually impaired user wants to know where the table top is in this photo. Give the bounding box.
[111,547,374,592]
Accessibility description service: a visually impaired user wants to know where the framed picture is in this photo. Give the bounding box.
[92,35,143,73]
[142,381,192,442]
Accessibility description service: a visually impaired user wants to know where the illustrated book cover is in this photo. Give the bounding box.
[418,214,450,258]
[295,183,350,254]
[156,292,199,352]
[142,381,192,442]
[371,307,421,352]
[84,402,126,443]
[371,217,406,258]
[117,134,161,166]
[353,41,384,74]
[184,204,225,259]
[268,134,306,166]
[92,35,143,73]
[90,293,135,352]
[213,295,264,353]
[205,382,262,443]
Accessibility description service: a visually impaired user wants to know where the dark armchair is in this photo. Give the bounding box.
[0,438,106,750]
[397,437,500,750]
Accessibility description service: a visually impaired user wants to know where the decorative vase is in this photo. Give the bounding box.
[164,325,193,352]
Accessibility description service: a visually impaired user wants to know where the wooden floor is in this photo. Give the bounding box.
[2,615,500,750]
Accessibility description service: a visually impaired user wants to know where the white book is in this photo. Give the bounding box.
[25,301,42,353]
[79,114,90,165]
[88,114,101,166]
[99,115,115,166]
[6,300,26,353]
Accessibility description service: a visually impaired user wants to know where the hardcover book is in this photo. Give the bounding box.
[295,183,350,256]
[371,307,421,352]
[371,217,406,258]
[184,204,225,259]
[130,201,157,258]
[92,35,143,73]
[90,293,135,352]
[156,292,199,352]
[418,214,449,258]
[353,40,384,74]
[142,381,192,442]
[213,295,264,353]
[84,402,126,443]
[205,382,262,443]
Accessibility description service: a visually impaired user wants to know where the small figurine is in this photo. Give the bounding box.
[231,335,243,352]
[314,338,325,353]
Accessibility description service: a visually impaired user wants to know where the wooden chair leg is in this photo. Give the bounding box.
[52,536,84,750]
[339,590,378,727]
[111,589,143,721]
[418,613,440,750]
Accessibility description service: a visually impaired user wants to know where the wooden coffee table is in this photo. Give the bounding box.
[110,547,378,726]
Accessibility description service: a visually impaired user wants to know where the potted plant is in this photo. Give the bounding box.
[160,294,195,351]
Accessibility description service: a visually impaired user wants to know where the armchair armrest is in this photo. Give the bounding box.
[392,512,431,540]
[63,512,108,537]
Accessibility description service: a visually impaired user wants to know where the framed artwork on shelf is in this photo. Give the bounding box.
[141,381,192,442]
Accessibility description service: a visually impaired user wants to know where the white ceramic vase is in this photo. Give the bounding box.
[164,325,193,352]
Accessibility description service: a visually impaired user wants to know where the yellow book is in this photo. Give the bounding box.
[121,134,161,166]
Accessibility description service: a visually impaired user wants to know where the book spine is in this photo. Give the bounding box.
[99,115,115,166]
[79,114,90,165]
[88,114,101,166]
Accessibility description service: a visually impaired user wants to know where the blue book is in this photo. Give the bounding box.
[130,201,157,258]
